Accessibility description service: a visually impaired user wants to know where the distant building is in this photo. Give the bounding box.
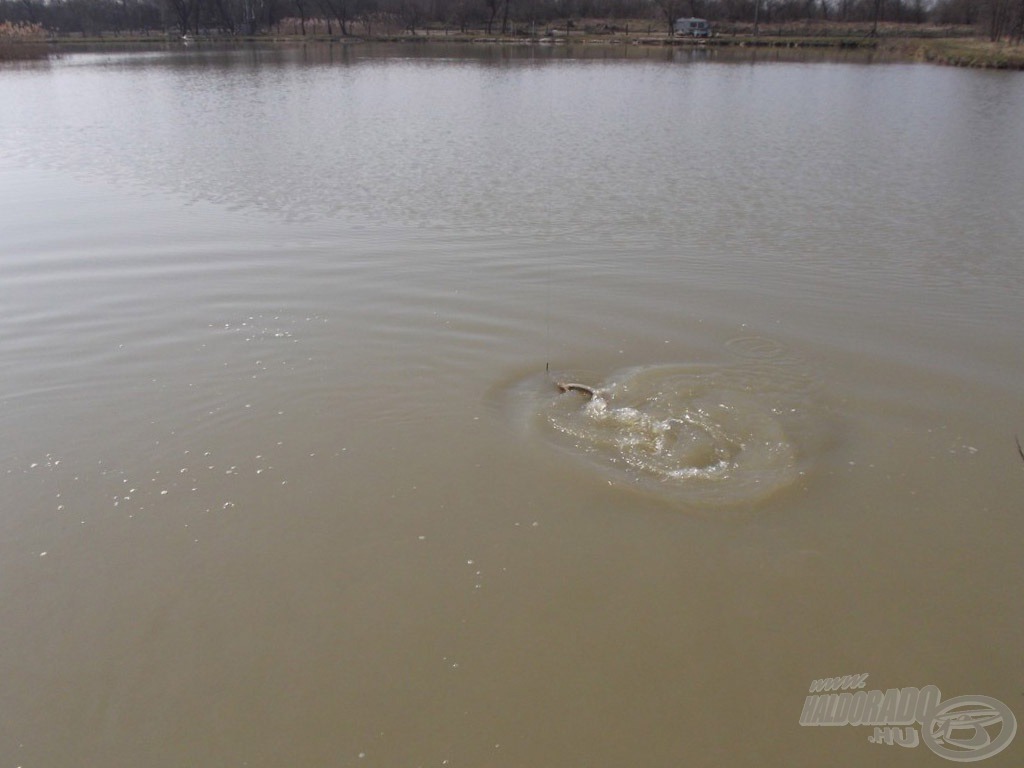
[674,18,712,37]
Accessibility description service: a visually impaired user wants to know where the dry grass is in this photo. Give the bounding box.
[0,21,48,60]
[906,38,1024,69]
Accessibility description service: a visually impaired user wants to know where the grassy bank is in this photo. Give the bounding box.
[894,38,1024,69]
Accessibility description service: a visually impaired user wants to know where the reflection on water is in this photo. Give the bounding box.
[1,44,1023,768]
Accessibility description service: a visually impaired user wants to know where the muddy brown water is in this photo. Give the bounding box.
[1,44,1022,767]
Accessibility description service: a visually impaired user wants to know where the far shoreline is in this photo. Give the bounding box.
[6,22,1024,70]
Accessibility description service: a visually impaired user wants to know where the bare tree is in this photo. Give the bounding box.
[870,0,883,35]
[317,0,351,33]
[166,0,198,33]
[653,0,685,35]
[293,0,308,33]
[986,0,1013,38]
[483,0,498,33]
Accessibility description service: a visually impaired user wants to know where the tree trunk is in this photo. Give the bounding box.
[870,0,882,36]
[485,1,496,34]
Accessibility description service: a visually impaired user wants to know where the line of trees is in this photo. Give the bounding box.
[1,0,1021,41]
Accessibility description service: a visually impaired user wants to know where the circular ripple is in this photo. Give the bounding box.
[501,355,825,508]
[725,335,789,361]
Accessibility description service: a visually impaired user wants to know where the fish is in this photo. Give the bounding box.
[555,381,598,399]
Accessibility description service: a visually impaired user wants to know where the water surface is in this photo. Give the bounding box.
[1,44,1022,767]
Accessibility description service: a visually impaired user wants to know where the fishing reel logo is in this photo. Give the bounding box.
[799,675,1017,762]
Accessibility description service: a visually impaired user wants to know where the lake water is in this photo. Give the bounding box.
[1,43,1022,767]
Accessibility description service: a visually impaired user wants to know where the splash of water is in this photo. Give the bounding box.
[511,340,825,507]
